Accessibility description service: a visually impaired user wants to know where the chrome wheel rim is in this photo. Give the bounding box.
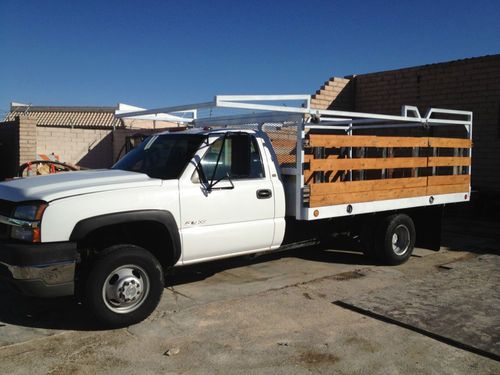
[102,265,150,314]
[391,225,410,256]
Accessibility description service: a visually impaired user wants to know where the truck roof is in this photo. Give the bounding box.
[156,128,257,137]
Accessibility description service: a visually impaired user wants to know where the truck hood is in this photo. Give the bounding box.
[0,170,163,203]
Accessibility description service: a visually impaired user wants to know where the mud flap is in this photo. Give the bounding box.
[411,205,443,251]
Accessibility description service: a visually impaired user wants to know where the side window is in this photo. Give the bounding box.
[200,134,265,181]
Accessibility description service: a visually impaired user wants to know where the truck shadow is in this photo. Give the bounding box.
[0,286,96,331]
[166,239,373,288]
[0,242,371,332]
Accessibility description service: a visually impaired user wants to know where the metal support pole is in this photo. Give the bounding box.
[295,118,305,219]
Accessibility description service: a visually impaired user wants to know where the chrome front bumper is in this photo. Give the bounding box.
[0,241,77,297]
[0,260,75,297]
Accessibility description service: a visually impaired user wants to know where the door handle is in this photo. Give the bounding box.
[256,189,272,199]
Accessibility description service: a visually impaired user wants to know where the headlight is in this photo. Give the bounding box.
[11,202,47,242]
[13,203,47,221]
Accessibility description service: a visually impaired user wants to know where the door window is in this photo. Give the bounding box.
[199,134,265,182]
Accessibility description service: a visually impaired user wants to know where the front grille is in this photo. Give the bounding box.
[0,200,14,217]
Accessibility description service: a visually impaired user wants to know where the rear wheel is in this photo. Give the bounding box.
[374,214,416,265]
[84,245,164,327]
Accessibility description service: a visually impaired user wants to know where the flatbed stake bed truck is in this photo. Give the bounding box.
[0,95,472,326]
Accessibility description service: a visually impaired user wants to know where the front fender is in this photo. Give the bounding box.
[69,210,181,264]
[40,182,180,242]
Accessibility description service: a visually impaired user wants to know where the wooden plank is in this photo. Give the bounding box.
[427,184,469,195]
[309,134,429,148]
[428,157,471,167]
[309,177,427,195]
[429,137,472,148]
[310,157,428,171]
[308,134,471,149]
[428,175,470,186]
[309,187,428,207]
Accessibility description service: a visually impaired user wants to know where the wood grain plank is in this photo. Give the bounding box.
[428,157,471,167]
[308,134,429,148]
[310,157,428,171]
[427,184,469,195]
[309,187,428,207]
[428,137,472,148]
[428,175,470,186]
[309,177,427,195]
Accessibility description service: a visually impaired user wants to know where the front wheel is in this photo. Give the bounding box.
[85,245,164,327]
[374,214,416,265]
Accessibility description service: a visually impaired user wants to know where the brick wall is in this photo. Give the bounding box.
[313,54,500,194]
[311,77,354,110]
[18,116,37,164]
[36,127,113,168]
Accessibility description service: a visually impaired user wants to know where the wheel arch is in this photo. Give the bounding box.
[70,210,181,267]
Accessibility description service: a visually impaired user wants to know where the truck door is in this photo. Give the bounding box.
[179,133,275,263]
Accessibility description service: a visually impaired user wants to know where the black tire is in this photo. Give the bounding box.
[84,244,164,327]
[374,214,416,265]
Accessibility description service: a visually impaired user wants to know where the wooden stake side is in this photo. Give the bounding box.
[427,175,470,186]
[310,157,429,171]
[309,177,428,195]
[428,157,471,167]
[427,184,470,195]
[308,134,471,149]
[309,187,428,207]
[308,134,429,148]
[428,138,472,148]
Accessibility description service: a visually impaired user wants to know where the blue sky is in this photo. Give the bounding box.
[0,0,499,114]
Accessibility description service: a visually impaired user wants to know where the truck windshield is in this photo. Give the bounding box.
[112,134,204,180]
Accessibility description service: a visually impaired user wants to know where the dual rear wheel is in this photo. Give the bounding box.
[367,213,416,265]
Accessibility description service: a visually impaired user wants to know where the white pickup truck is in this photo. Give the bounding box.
[0,95,472,326]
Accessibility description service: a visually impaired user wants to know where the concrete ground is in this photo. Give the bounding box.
[0,213,499,374]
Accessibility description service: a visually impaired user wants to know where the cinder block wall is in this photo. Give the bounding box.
[36,127,113,168]
[311,77,354,110]
[18,116,37,164]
